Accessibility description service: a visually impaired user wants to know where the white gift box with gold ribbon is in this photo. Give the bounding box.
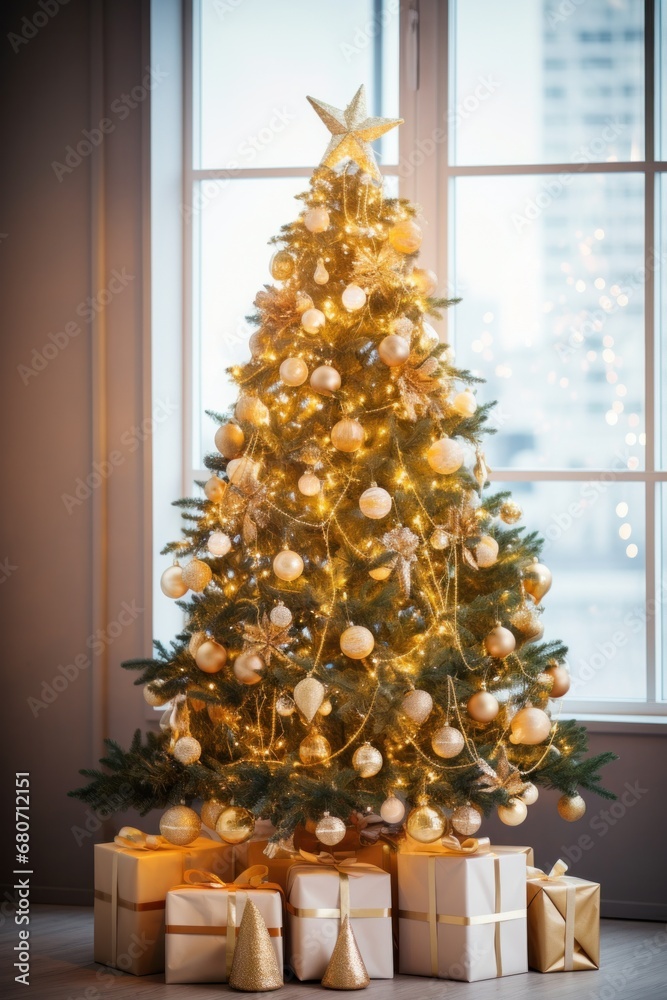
[93,829,229,976]
[287,852,393,980]
[164,866,283,983]
[398,838,528,982]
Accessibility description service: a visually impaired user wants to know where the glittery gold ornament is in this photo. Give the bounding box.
[467,690,499,723]
[301,307,326,334]
[406,801,446,843]
[314,258,329,284]
[307,85,403,182]
[511,603,544,643]
[410,267,438,296]
[401,689,433,724]
[216,805,255,845]
[215,422,244,458]
[229,899,283,991]
[310,364,341,394]
[342,283,367,311]
[523,559,553,602]
[270,603,292,628]
[352,743,383,777]
[557,793,586,822]
[160,564,187,599]
[248,330,263,359]
[182,559,212,592]
[380,795,405,824]
[236,394,269,426]
[273,549,304,581]
[521,782,539,805]
[359,485,392,519]
[545,662,571,697]
[392,316,414,338]
[388,218,422,254]
[340,625,374,659]
[499,499,522,524]
[303,206,330,233]
[321,915,370,990]
[275,693,296,717]
[315,811,347,847]
[451,804,483,836]
[195,638,227,673]
[381,524,419,596]
[298,471,321,496]
[269,250,294,280]
[426,436,464,474]
[299,732,331,764]
[204,475,226,502]
[294,676,325,722]
[485,625,516,658]
[451,390,477,417]
[331,417,364,452]
[431,725,465,758]
[378,334,410,367]
[430,527,450,550]
[509,706,551,745]
[475,535,499,568]
[233,651,264,685]
[296,290,314,313]
[159,805,201,845]
[173,736,201,765]
[143,683,168,707]
[318,698,333,716]
[497,798,528,826]
[201,798,226,830]
[279,357,308,386]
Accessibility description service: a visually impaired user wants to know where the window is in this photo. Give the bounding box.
[155,0,666,718]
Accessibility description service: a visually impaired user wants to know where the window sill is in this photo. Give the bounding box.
[560,714,667,735]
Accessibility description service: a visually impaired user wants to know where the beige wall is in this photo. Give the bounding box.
[0,0,664,920]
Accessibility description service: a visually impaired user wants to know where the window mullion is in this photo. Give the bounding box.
[644,0,657,703]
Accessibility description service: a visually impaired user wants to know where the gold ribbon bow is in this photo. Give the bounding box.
[527,860,576,971]
[113,826,174,851]
[287,851,390,924]
[438,835,491,856]
[296,850,374,877]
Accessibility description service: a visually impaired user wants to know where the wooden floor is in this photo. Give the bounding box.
[2,906,666,999]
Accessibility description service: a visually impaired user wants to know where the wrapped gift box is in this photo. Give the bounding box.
[93,835,226,976]
[165,870,283,984]
[287,858,393,980]
[398,847,528,982]
[248,839,395,895]
[526,862,600,972]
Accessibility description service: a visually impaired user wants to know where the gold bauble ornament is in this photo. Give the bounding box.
[451,804,483,836]
[341,283,366,312]
[301,307,326,335]
[475,535,499,568]
[352,743,383,777]
[431,725,465,758]
[248,330,263,359]
[318,698,333,716]
[143,683,168,707]
[160,564,188,599]
[173,735,201,765]
[294,676,325,722]
[236,394,269,426]
[304,206,330,233]
[485,625,516,658]
[497,798,528,826]
[331,417,364,452]
[545,663,571,697]
[298,471,321,496]
[509,705,551,745]
[368,563,393,581]
[380,795,405,824]
[388,218,422,254]
[401,688,433,724]
[520,782,539,806]
[426,436,464,474]
[411,267,438,296]
[467,690,500,723]
[511,603,544,643]
[207,530,232,557]
[310,364,341,394]
[273,549,304,582]
[279,357,308,386]
[229,898,284,992]
[214,421,245,458]
[557,793,586,822]
[392,316,414,338]
[340,625,374,659]
[430,527,450,550]
[523,559,553,602]
[195,638,227,673]
[226,456,260,485]
[275,693,296,717]
[299,732,331,764]
[451,389,477,418]
[359,485,392,519]
[406,801,446,843]
[314,258,329,284]
[270,603,293,627]
[216,805,255,844]
[378,333,410,367]
[201,798,226,830]
[315,811,347,847]
[269,249,295,280]
[295,290,314,313]
[160,805,201,845]
[321,914,370,991]
[204,475,226,502]
[182,559,212,592]
[499,499,522,524]
[233,651,264,685]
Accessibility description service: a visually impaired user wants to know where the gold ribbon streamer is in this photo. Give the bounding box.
[94,890,165,911]
[398,908,526,926]
[286,902,391,919]
[527,859,576,971]
[165,924,282,937]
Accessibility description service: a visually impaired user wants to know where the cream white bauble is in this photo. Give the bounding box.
[509,706,551,745]
[342,283,366,311]
[380,795,405,825]
[195,639,227,673]
[293,676,325,722]
[160,564,188,599]
[426,436,464,474]
[317,698,332,716]
[497,798,528,826]
[295,290,314,313]
[233,651,264,685]
[214,422,244,458]
[340,625,374,659]
[304,206,330,233]
[411,267,438,296]
[275,693,295,717]
[521,782,539,805]
[301,307,326,335]
[359,486,392,519]
[279,357,308,386]
[331,417,364,452]
[352,743,383,777]
[182,559,212,592]
[451,804,483,836]
[475,535,499,568]
[270,603,293,627]
[207,531,232,556]
[273,549,304,582]
[314,258,329,284]
[310,364,341,394]
[431,725,465,758]
[298,472,321,496]
[401,689,433,724]
[485,625,516,658]
[315,812,346,846]
[173,736,201,765]
[451,390,477,418]
[378,334,410,367]
[467,691,499,723]
[204,475,226,502]
[227,455,260,485]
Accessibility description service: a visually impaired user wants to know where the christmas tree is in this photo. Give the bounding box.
[72,88,615,849]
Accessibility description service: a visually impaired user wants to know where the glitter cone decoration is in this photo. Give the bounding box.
[73,87,615,852]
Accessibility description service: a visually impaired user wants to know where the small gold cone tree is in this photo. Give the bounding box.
[73,87,615,847]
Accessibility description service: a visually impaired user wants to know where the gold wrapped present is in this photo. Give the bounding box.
[164,865,283,984]
[398,836,528,982]
[526,860,600,972]
[93,829,228,976]
[287,851,393,980]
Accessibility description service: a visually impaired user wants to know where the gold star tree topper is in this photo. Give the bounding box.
[307,85,403,182]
